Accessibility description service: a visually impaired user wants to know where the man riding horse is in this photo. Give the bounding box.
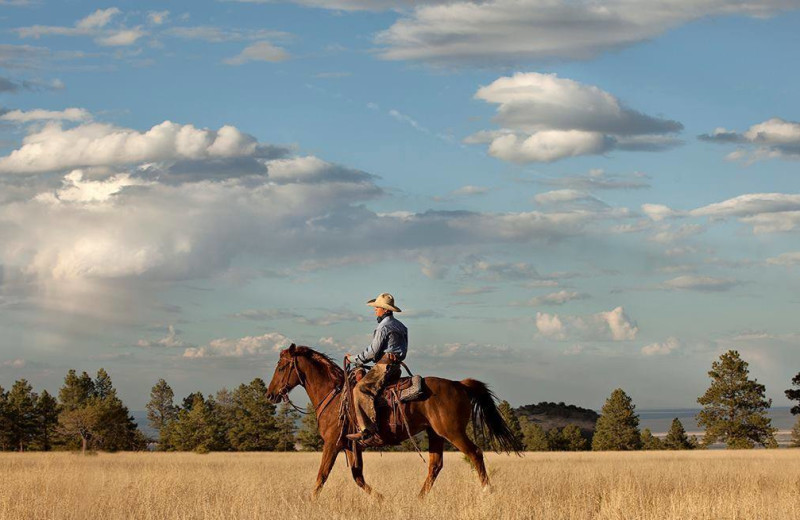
[345,292,408,445]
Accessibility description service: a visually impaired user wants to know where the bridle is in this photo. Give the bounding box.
[273,354,341,419]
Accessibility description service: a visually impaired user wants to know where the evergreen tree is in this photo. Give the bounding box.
[791,416,800,448]
[182,391,205,411]
[546,427,565,451]
[162,394,216,452]
[498,400,524,447]
[274,402,299,451]
[58,405,100,453]
[32,390,60,451]
[206,392,233,451]
[697,350,777,449]
[228,379,278,451]
[560,424,589,451]
[89,369,141,451]
[146,379,178,436]
[296,401,324,451]
[93,368,114,399]
[0,385,10,451]
[592,388,642,451]
[58,370,94,411]
[663,418,694,450]
[5,380,38,451]
[640,428,663,450]
[785,373,800,416]
[519,417,549,451]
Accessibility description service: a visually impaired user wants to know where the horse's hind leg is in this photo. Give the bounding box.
[446,431,490,490]
[345,447,383,500]
[418,429,444,498]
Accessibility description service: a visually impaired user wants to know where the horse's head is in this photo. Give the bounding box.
[266,343,305,403]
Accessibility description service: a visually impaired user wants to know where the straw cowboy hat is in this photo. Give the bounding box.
[366,292,402,312]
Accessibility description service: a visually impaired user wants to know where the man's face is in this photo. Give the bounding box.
[374,307,388,317]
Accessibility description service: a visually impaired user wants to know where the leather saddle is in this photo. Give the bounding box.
[377,374,425,407]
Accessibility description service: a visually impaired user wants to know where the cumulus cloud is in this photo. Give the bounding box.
[0,121,273,174]
[467,73,682,163]
[452,185,489,196]
[0,107,91,123]
[642,193,800,234]
[641,337,681,356]
[536,306,638,341]
[224,41,290,65]
[183,332,290,358]
[661,275,740,292]
[700,118,800,162]
[376,0,799,65]
[136,325,190,348]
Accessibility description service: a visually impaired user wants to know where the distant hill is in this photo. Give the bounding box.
[514,402,599,437]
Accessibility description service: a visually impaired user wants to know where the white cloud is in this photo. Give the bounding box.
[1,358,26,368]
[536,306,638,341]
[183,332,289,358]
[525,290,588,306]
[467,73,681,163]
[701,118,800,161]
[1,107,91,123]
[147,11,170,25]
[766,252,800,267]
[376,0,798,66]
[95,28,145,47]
[16,8,145,47]
[137,325,190,348]
[661,275,739,292]
[642,203,679,221]
[641,337,681,356]
[224,41,289,65]
[452,185,489,196]
[0,121,263,174]
[538,169,650,191]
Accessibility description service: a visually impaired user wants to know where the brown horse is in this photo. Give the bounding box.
[266,344,521,499]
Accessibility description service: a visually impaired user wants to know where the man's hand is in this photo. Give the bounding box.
[345,353,353,362]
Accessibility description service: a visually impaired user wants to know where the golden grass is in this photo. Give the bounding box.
[2,450,800,520]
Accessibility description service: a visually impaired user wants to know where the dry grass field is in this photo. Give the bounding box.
[2,450,800,520]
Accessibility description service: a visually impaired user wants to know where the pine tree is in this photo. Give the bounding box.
[561,424,589,451]
[58,405,100,454]
[275,402,299,451]
[697,350,777,449]
[297,402,324,451]
[663,418,694,450]
[32,390,60,451]
[498,400,524,447]
[785,373,800,416]
[640,428,664,450]
[546,427,565,451]
[227,379,278,451]
[592,388,642,451]
[162,394,216,452]
[206,392,233,451]
[58,370,95,411]
[519,417,549,451]
[5,380,38,451]
[89,369,141,451]
[791,416,800,448]
[146,379,178,437]
[0,385,10,451]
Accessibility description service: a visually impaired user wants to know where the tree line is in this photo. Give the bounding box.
[2,348,800,452]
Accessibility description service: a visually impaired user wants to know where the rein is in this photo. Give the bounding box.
[276,355,342,418]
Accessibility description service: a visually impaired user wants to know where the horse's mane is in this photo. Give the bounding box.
[293,345,344,383]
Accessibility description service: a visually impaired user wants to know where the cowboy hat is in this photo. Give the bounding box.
[366,292,401,312]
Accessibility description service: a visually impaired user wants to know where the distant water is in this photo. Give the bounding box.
[637,407,795,434]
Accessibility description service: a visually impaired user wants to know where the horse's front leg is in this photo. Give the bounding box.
[345,446,383,500]
[312,442,340,499]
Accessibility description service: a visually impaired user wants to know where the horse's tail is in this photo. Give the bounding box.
[459,378,523,455]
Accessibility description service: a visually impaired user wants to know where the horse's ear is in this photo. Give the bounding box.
[288,343,296,353]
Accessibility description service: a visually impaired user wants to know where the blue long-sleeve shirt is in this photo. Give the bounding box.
[355,314,408,364]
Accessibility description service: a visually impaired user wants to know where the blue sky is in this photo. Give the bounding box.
[1,0,799,411]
